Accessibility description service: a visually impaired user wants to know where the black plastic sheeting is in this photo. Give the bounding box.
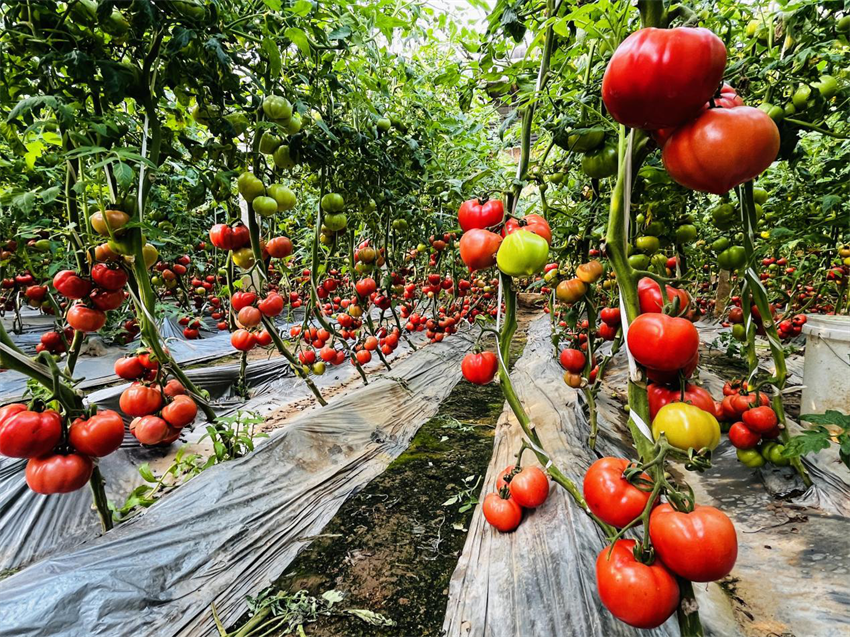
[0,328,474,636]
[443,316,850,637]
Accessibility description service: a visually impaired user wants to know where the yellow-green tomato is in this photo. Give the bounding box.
[737,448,766,468]
[232,247,255,270]
[267,184,296,211]
[652,402,721,452]
[252,196,278,218]
[496,229,549,277]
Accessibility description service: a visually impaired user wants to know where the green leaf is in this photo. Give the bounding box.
[113,162,135,192]
[263,0,282,10]
[6,96,60,122]
[801,410,850,429]
[138,463,157,483]
[262,38,282,77]
[288,0,313,16]
[285,27,311,56]
[328,25,352,41]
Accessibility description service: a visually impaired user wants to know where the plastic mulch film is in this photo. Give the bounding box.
[0,329,474,637]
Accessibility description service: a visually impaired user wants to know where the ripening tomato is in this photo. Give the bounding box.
[496,465,549,508]
[161,395,198,428]
[129,415,170,445]
[459,229,502,272]
[602,27,726,130]
[457,198,505,232]
[728,421,760,449]
[119,382,163,417]
[237,305,262,327]
[649,503,737,582]
[231,329,257,351]
[69,410,125,457]
[25,453,93,494]
[67,304,106,332]
[559,348,586,373]
[497,230,549,277]
[662,106,780,195]
[596,539,679,629]
[258,293,284,317]
[741,405,778,434]
[576,260,604,284]
[503,214,552,245]
[647,382,715,420]
[91,263,128,291]
[53,270,92,299]
[556,278,587,304]
[461,351,499,385]
[584,457,654,528]
[114,355,145,380]
[627,313,699,372]
[0,405,62,458]
[266,236,293,258]
[652,402,721,451]
[482,490,523,532]
[637,277,690,314]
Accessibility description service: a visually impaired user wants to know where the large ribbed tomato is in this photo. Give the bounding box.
[583,457,653,528]
[647,382,715,420]
[602,27,726,130]
[503,214,552,245]
[459,229,502,272]
[627,313,699,372]
[596,539,679,629]
[66,304,106,332]
[25,453,93,494]
[119,382,163,417]
[457,198,504,232]
[649,504,737,582]
[69,410,125,457]
[653,83,743,147]
[662,106,780,194]
[461,351,498,385]
[637,277,690,314]
[0,405,62,458]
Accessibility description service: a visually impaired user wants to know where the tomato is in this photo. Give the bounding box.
[461,351,498,385]
[597,321,618,341]
[258,293,284,317]
[653,83,743,147]
[503,214,552,244]
[119,382,163,417]
[600,307,620,326]
[266,236,293,258]
[637,277,690,314]
[256,329,272,347]
[53,270,92,299]
[90,288,124,311]
[0,406,62,458]
[90,209,130,236]
[161,395,197,428]
[649,503,737,582]
[728,421,760,449]
[555,278,586,304]
[209,223,250,251]
[576,260,603,284]
[163,379,186,397]
[251,195,278,218]
[662,106,780,195]
[559,348,586,373]
[231,329,257,351]
[267,184,296,211]
[647,382,715,420]
[645,350,698,385]
[232,247,256,269]
[91,263,128,291]
[69,410,125,457]
[262,95,292,121]
[563,371,582,388]
[729,392,770,416]
[761,441,790,466]
[130,415,171,445]
[67,304,106,332]
[459,229,502,272]
[237,306,262,328]
[355,350,372,365]
[482,490,522,532]
[717,246,747,271]
[25,453,93,494]
[737,448,766,467]
[496,465,549,507]
[497,230,549,277]
[602,27,726,130]
[231,291,257,311]
[627,313,698,372]
[652,402,720,451]
[237,171,265,202]
[584,458,653,528]
[457,198,505,232]
[741,405,777,434]
[581,144,618,179]
[596,539,679,629]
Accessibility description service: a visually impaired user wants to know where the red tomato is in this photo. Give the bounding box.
[231,291,257,311]
[25,453,93,494]
[583,457,653,528]
[647,382,715,421]
[163,379,186,397]
[91,263,128,291]
[114,356,145,380]
[355,277,377,297]
[231,329,257,351]
[258,293,284,317]
[0,406,62,458]
[53,270,92,299]
[209,223,250,250]
[559,348,586,373]
[256,329,272,347]
[237,306,262,327]
[89,288,124,311]
[355,349,371,365]
[599,307,621,326]
[119,382,163,417]
[69,410,125,457]
[457,198,505,232]
[662,106,780,194]
[482,491,522,532]
[598,321,618,341]
[129,415,170,445]
[627,313,699,372]
[602,27,726,130]
[503,214,552,245]
[596,539,679,629]
[66,304,106,332]
[161,395,198,428]
[729,392,770,417]
[266,236,293,258]
[653,83,744,147]
[637,277,690,314]
[495,465,549,508]
[728,422,760,449]
[649,503,737,581]
[459,229,502,272]
[461,351,499,385]
[741,405,778,434]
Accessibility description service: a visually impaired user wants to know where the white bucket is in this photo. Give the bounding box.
[800,314,850,415]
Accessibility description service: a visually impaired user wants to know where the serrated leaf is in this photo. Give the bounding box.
[285,27,311,55]
[113,161,135,191]
[7,96,60,122]
[344,608,395,627]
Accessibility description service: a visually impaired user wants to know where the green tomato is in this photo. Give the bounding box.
[711,203,737,230]
[650,253,668,269]
[223,112,249,137]
[765,443,791,466]
[102,10,130,37]
[377,117,391,132]
[151,275,163,286]
[33,239,51,252]
[392,218,408,232]
[838,16,850,32]
[324,212,348,232]
[496,229,549,277]
[285,112,303,136]
[815,75,838,100]
[566,129,604,152]
[232,247,255,270]
[635,235,660,254]
[752,187,769,204]
[635,213,646,225]
[171,0,206,20]
[237,172,264,202]
[312,361,326,375]
[717,246,747,271]
[737,448,766,468]
[268,184,296,211]
[783,102,796,117]
[252,196,278,218]
[548,171,564,184]
[259,132,281,154]
[758,102,784,122]
[581,144,618,179]
[628,253,650,269]
[732,323,746,342]
[272,145,295,170]
[321,193,345,213]
[644,221,665,236]
[262,95,292,122]
[712,237,731,252]
[792,83,812,110]
[675,224,698,244]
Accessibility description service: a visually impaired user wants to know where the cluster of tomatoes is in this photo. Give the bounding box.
[482,464,550,532]
[719,381,789,468]
[724,299,807,341]
[53,264,129,333]
[228,290,285,352]
[0,402,125,495]
[583,457,737,629]
[115,350,198,446]
[0,269,52,313]
[558,347,598,389]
